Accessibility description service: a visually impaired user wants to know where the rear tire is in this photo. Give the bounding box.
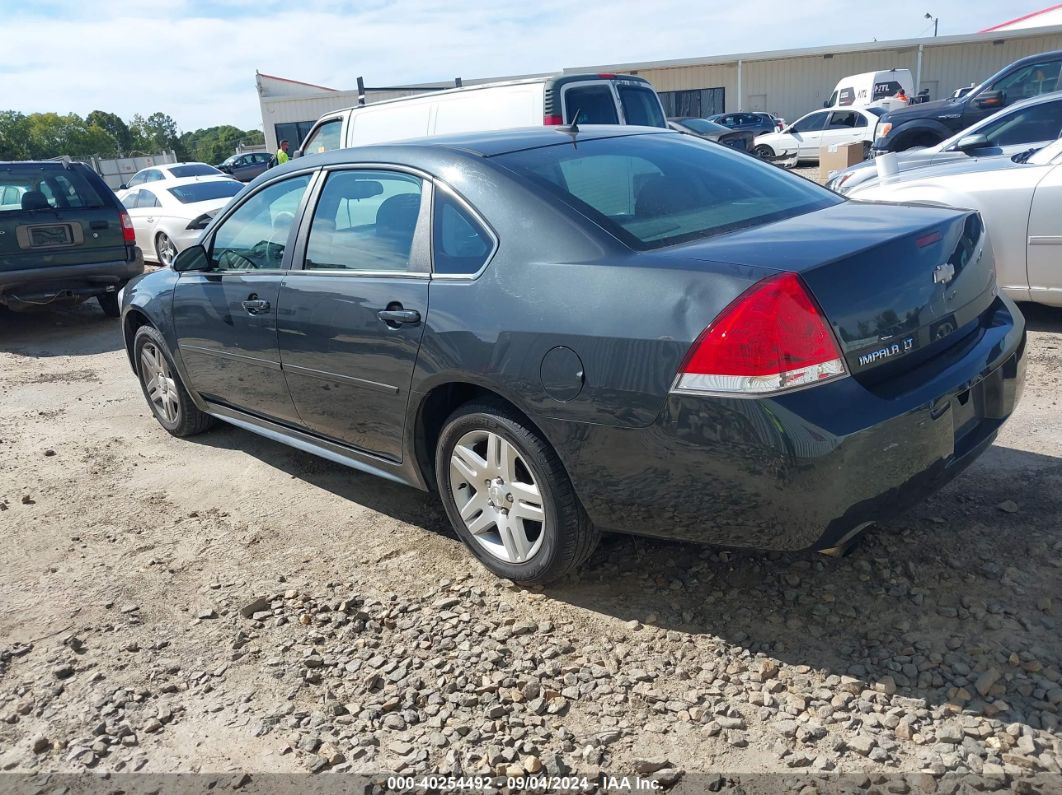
[133,325,215,437]
[435,400,599,584]
[862,141,872,160]
[97,292,120,318]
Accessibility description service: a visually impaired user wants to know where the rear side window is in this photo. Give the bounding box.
[618,86,666,128]
[168,181,243,203]
[497,134,840,250]
[564,85,619,124]
[433,191,493,275]
[0,166,104,212]
[827,111,866,129]
[137,190,160,209]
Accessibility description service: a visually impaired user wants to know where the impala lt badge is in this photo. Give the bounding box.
[933,263,956,285]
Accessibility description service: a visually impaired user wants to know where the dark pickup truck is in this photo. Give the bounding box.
[873,49,1062,153]
[1,161,143,316]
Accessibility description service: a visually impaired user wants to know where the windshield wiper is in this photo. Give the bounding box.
[1012,147,1040,164]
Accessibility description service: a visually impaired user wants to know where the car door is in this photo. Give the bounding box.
[300,117,344,156]
[276,167,431,459]
[171,171,315,424]
[1026,160,1062,301]
[787,111,830,157]
[131,189,162,253]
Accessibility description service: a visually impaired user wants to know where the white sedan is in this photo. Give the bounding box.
[753,107,886,162]
[118,177,243,267]
[849,138,1062,308]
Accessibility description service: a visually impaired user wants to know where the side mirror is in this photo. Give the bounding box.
[173,244,210,273]
[292,149,303,159]
[956,133,990,153]
[975,89,1005,109]
[119,184,128,191]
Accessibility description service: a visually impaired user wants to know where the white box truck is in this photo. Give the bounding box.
[825,69,915,113]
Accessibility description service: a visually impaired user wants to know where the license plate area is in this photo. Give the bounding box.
[16,223,83,249]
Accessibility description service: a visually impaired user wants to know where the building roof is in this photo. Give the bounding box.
[982,5,1062,33]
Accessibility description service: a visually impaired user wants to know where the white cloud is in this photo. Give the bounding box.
[3,0,1028,132]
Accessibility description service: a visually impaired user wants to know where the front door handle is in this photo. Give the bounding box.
[377,308,421,327]
[242,297,271,315]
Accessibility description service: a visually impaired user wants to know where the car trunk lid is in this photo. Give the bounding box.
[676,201,997,382]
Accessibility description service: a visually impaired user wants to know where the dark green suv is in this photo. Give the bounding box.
[0,161,144,317]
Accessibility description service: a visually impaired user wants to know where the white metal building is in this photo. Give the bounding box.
[258,23,1062,152]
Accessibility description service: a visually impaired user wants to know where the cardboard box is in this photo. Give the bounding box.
[819,141,865,183]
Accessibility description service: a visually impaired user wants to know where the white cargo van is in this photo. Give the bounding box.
[295,74,667,156]
[824,69,915,113]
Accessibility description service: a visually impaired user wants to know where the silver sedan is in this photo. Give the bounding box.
[117,177,243,267]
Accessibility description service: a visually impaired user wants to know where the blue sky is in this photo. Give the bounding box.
[2,0,1044,133]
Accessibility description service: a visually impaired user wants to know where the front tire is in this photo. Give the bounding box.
[753,144,775,160]
[97,292,120,318]
[133,325,214,437]
[435,401,599,584]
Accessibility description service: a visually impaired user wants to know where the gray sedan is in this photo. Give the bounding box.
[119,126,1024,584]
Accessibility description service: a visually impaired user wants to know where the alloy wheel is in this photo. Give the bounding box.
[140,342,180,424]
[156,233,177,268]
[448,429,546,564]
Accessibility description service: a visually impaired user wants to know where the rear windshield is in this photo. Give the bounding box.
[0,165,105,212]
[169,164,222,178]
[618,86,666,128]
[495,133,841,250]
[675,118,729,135]
[167,181,243,204]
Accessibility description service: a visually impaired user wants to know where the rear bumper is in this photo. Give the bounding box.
[553,296,1026,551]
[0,250,145,303]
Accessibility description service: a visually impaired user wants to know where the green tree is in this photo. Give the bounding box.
[180,125,264,165]
[0,111,30,160]
[86,110,132,154]
[130,112,186,158]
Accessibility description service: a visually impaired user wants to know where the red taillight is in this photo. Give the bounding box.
[597,73,617,79]
[544,114,563,125]
[675,272,846,395]
[120,212,136,244]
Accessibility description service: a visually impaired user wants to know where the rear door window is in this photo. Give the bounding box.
[564,84,619,124]
[827,111,867,129]
[618,86,666,128]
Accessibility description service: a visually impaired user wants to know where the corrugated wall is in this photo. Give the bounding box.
[633,33,1062,123]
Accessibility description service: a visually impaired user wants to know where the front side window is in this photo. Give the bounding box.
[791,112,829,133]
[564,85,619,124]
[210,174,311,271]
[304,170,422,271]
[497,134,840,250]
[992,60,1062,101]
[302,119,343,155]
[618,86,666,128]
[433,191,493,275]
[121,192,138,210]
[980,99,1062,145]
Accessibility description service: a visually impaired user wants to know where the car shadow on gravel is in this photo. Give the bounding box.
[1018,302,1062,333]
[185,423,453,536]
[0,304,123,356]
[544,442,1062,722]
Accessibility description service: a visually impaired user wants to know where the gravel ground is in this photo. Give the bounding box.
[0,299,1061,793]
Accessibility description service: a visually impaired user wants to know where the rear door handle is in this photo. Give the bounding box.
[242,298,271,315]
[377,308,421,327]
[89,220,108,230]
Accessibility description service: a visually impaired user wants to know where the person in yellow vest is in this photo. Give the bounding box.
[269,139,290,168]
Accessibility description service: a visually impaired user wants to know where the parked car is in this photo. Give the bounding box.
[121,126,1025,583]
[0,160,143,316]
[668,117,754,152]
[217,152,272,182]
[295,73,667,154]
[705,112,782,136]
[753,107,885,162]
[874,50,1062,153]
[121,162,224,190]
[117,177,243,268]
[824,69,915,113]
[849,136,1062,308]
[827,91,1062,193]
